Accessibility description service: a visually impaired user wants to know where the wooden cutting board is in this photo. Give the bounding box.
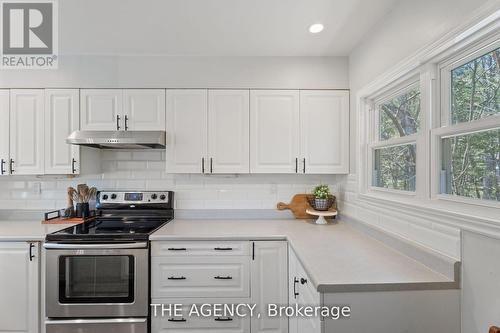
[277,194,315,219]
[42,217,92,225]
[277,194,337,219]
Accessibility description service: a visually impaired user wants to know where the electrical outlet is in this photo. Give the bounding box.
[33,182,42,195]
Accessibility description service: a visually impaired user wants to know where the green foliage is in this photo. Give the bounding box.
[312,185,331,199]
[379,87,421,140]
[444,48,500,201]
[374,144,416,191]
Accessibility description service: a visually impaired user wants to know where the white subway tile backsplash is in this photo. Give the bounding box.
[0,151,340,211]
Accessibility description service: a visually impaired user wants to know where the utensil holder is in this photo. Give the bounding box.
[76,203,90,218]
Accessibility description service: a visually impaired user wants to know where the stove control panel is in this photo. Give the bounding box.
[98,191,171,204]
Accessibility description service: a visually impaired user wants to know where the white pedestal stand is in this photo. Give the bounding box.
[305,208,338,225]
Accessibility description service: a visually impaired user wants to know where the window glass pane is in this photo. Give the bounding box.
[451,47,500,124]
[441,128,500,201]
[379,87,421,140]
[373,144,416,191]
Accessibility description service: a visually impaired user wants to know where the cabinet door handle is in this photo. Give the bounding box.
[0,159,5,175]
[116,115,121,130]
[202,157,205,173]
[295,158,298,173]
[293,277,299,298]
[168,247,187,251]
[9,159,14,174]
[300,278,308,285]
[168,276,186,280]
[214,247,233,251]
[214,275,233,280]
[124,115,129,131]
[303,158,306,173]
[71,158,77,174]
[210,157,213,173]
[168,318,186,322]
[29,243,35,261]
[215,317,233,322]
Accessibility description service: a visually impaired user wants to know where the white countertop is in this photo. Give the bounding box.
[0,220,75,241]
[151,219,459,293]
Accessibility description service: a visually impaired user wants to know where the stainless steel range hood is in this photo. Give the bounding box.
[66,131,166,149]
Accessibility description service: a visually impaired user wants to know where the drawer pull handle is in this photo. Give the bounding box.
[214,275,233,280]
[214,247,233,251]
[215,317,233,322]
[168,276,186,280]
[168,247,187,251]
[168,318,187,322]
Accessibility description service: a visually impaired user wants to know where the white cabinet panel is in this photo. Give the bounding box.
[123,89,166,130]
[152,256,250,298]
[289,246,321,333]
[80,89,122,130]
[250,90,299,173]
[166,90,207,173]
[208,90,249,173]
[10,89,44,175]
[251,241,288,333]
[151,298,250,333]
[300,90,349,174]
[152,241,251,257]
[44,89,80,174]
[0,242,39,333]
[0,90,9,176]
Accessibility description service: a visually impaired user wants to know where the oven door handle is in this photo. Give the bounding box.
[43,242,148,249]
[45,318,147,324]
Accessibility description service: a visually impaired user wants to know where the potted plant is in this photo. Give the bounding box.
[312,185,332,211]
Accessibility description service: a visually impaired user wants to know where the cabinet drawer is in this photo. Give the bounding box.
[152,241,250,256]
[151,299,250,333]
[152,256,250,298]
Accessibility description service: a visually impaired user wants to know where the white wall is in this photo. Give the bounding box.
[0,55,348,89]
[346,0,499,332]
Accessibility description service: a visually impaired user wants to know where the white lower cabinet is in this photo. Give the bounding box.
[0,242,39,333]
[151,240,287,333]
[0,90,9,176]
[289,246,322,333]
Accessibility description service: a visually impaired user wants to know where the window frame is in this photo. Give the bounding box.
[367,75,424,196]
[431,33,500,208]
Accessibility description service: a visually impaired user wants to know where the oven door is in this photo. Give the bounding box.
[45,242,149,318]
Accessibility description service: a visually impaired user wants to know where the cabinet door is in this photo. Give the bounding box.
[80,89,123,130]
[44,89,80,174]
[0,242,39,333]
[208,90,249,174]
[0,90,9,176]
[251,241,288,333]
[166,90,207,174]
[250,90,299,173]
[10,89,44,175]
[123,89,166,131]
[300,90,349,174]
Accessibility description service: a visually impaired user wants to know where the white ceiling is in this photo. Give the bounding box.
[59,0,399,56]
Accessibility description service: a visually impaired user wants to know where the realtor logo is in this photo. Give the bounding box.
[0,0,58,69]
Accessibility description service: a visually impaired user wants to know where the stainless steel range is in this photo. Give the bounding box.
[44,190,174,333]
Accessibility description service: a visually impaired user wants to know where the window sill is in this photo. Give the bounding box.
[355,192,500,235]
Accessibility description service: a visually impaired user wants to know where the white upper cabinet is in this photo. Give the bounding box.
[300,90,349,174]
[208,90,250,174]
[80,89,123,130]
[166,89,208,173]
[44,89,80,175]
[123,89,166,130]
[250,90,300,173]
[0,242,39,333]
[10,90,45,175]
[0,90,9,176]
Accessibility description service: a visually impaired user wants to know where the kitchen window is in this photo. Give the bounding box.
[435,38,500,204]
[369,81,422,193]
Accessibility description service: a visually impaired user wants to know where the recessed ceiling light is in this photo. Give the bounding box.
[309,23,324,34]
